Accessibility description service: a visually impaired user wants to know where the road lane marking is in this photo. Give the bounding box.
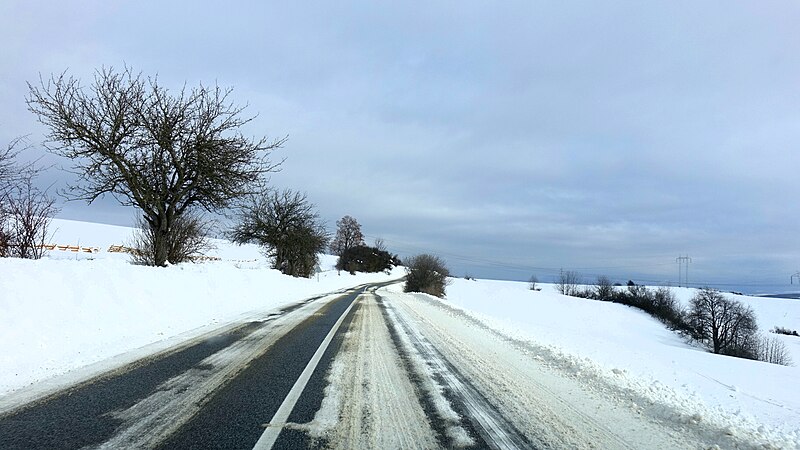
[252,291,362,450]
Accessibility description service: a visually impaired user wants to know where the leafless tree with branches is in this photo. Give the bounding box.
[688,288,758,356]
[330,215,364,255]
[27,67,283,266]
[555,269,582,296]
[0,138,57,259]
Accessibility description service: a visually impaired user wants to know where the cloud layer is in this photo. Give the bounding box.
[2,1,799,290]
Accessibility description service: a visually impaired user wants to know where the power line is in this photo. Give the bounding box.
[357,233,795,290]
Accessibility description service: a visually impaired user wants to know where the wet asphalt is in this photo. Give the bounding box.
[0,287,370,450]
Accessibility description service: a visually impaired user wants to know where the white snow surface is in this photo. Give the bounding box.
[3,218,800,446]
[0,219,404,397]
[421,278,800,445]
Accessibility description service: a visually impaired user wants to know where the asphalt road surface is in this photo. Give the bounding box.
[0,282,735,449]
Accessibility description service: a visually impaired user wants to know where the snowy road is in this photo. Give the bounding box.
[302,289,724,450]
[0,282,767,449]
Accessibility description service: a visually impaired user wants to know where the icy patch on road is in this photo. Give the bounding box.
[306,351,345,438]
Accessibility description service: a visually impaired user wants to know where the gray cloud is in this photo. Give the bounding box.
[2,1,799,292]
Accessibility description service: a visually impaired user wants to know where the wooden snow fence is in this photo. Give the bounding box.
[40,243,100,254]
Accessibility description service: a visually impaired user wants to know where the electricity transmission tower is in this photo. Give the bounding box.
[676,255,692,287]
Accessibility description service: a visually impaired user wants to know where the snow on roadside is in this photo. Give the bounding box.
[0,219,403,397]
[389,279,800,446]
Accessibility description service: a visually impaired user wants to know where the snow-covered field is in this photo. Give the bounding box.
[437,278,800,445]
[2,218,799,446]
[0,219,404,397]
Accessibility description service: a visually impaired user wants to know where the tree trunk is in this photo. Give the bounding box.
[149,214,171,267]
[712,325,720,354]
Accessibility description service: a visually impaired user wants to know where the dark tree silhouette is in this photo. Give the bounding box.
[27,67,283,266]
[336,245,393,274]
[229,189,328,277]
[330,215,364,255]
[688,288,758,356]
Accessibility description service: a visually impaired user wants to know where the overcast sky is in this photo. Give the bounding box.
[2,1,799,291]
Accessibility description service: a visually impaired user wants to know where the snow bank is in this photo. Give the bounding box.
[432,279,800,441]
[0,219,403,396]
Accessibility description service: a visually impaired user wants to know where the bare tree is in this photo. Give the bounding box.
[688,288,758,356]
[528,274,539,290]
[555,269,582,296]
[0,138,24,195]
[27,67,283,266]
[753,335,793,366]
[0,138,57,259]
[229,189,329,277]
[0,141,15,256]
[330,215,364,255]
[2,169,58,259]
[404,254,451,298]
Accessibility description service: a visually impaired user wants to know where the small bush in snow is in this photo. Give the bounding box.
[336,245,394,274]
[404,254,451,298]
[528,274,538,290]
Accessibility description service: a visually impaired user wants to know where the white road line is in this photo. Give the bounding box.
[252,292,362,450]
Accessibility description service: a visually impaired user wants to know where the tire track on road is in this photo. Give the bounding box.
[378,294,533,450]
[299,293,441,449]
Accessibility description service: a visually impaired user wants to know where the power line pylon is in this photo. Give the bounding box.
[676,255,692,287]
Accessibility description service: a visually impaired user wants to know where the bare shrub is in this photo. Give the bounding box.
[130,212,213,265]
[555,269,582,296]
[753,335,793,366]
[594,276,614,301]
[404,254,451,298]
